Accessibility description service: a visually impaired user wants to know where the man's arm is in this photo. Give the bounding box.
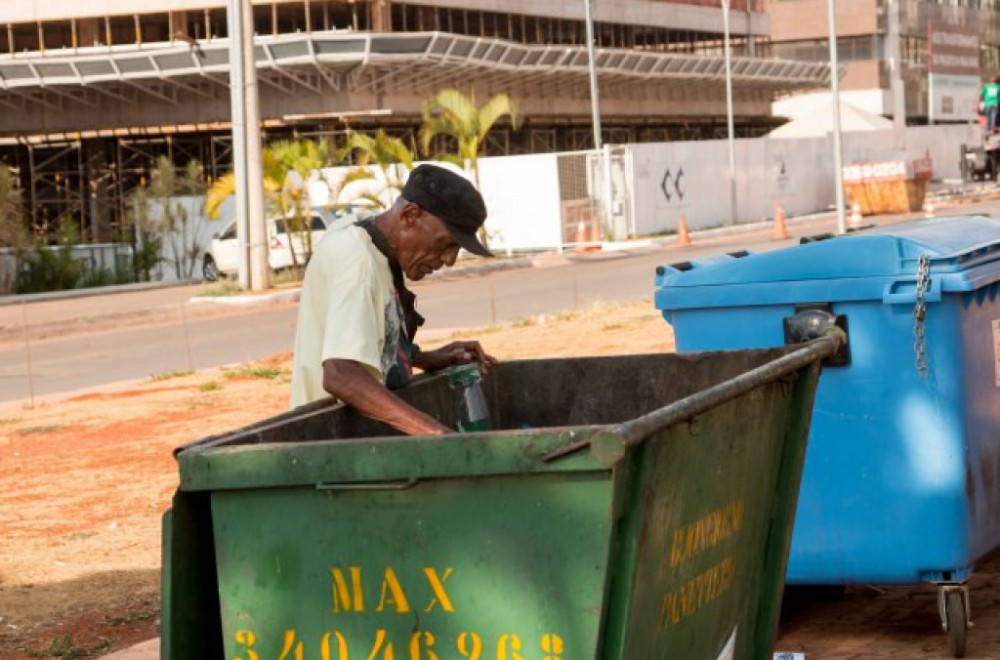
[323,358,452,435]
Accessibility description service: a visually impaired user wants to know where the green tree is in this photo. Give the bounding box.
[419,88,521,189]
[338,129,415,210]
[0,165,28,252]
[0,165,29,293]
[205,138,342,266]
[419,89,521,249]
[15,218,84,294]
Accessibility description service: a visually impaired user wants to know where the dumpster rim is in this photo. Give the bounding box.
[542,333,843,463]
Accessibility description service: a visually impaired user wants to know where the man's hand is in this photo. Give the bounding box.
[415,340,499,374]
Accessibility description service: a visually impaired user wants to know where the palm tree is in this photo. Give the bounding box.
[337,129,415,210]
[204,138,340,266]
[419,89,521,250]
[419,88,522,190]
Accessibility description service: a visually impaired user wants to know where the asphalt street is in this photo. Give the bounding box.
[2,200,997,405]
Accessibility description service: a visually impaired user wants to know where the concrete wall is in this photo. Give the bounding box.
[766,0,879,41]
[629,123,978,235]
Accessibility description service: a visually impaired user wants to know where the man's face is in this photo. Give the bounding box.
[396,203,462,281]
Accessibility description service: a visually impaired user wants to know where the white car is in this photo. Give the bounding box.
[201,206,374,281]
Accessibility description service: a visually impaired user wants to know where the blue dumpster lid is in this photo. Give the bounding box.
[656,215,1000,311]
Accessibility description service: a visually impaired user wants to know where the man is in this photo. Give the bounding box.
[290,164,498,435]
[982,74,1000,134]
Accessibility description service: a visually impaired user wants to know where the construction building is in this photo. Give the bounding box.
[0,0,828,241]
[768,0,994,123]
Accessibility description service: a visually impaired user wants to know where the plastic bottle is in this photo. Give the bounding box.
[443,363,493,432]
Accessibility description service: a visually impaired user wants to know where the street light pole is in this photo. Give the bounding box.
[721,0,738,225]
[827,0,847,234]
[584,0,602,150]
[227,0,269,290]
[584,0,614,241]
[227,0,249,290]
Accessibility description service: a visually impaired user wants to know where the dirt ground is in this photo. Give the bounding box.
[1,298,999,659]
[0,300,675,659]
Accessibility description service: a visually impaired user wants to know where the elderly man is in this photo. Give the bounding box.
[290,164,497,434]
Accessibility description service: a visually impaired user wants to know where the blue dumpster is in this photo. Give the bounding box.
[655,216,1000,657]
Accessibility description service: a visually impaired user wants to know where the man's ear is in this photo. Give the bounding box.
[399,201,423,226]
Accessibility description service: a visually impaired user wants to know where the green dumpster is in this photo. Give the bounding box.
[162,337,839,660]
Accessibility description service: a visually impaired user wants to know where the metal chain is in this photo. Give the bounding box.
[914,253,931,378]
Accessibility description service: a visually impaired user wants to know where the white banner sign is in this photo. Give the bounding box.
[929,73,981,122]
[928,22,980,122]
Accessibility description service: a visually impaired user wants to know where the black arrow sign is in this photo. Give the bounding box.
[660,167,685,203]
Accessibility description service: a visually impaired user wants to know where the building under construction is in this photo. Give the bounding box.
[0,0,829,241]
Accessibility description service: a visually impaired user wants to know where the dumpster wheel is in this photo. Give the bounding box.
[939,585,972,658]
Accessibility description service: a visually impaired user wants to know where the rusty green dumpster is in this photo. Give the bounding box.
[161,336,839,660]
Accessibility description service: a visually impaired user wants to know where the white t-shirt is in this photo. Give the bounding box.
[289,225,408,409]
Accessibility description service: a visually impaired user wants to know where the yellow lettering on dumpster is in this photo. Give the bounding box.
[423,568,455,613]
[541,633,564,660]
[234,630,259,660]
[669,500,745,567]
[366,628,395,660]
[376,567,411,614]
[332,566,456,615]
[230,629,572,659]
[456,632,483,659]
[496,634,524,660]
[331,567,365,613]
[409,631,439,660]
[320,631,348,660]
[658,555,737,628]
[278,630,304,660]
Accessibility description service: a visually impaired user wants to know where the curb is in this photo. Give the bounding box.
[0,279,200,308]
[189,288,303,306]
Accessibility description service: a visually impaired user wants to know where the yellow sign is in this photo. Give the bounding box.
[233,629,566,660]
[233,566,566,660]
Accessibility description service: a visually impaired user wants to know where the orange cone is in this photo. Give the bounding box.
[772,203,789,240]
[676,215,692,248]
[849,202,863,228]
[574,220,587,253]
[587,218,603,251]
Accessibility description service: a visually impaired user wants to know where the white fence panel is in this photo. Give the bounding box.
[477,153,565,253]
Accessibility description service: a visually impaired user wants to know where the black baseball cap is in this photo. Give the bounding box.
[401,164,492,257]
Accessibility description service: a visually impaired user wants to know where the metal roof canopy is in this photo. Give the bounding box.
[0,31,830,114]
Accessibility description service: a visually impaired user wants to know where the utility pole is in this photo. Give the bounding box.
[722,0,738,225]
[584,0,613,241]
[888,0,906,146]
[227,0,269,290]
[827,0,847,234]
[584,0,602,150]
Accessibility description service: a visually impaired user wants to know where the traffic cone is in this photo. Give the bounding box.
[772,203,789,240]
[849,202,863,228]
[676,215,692,248]
[923,200,936,218]
[574,220,587,253]
[587,218,603,251]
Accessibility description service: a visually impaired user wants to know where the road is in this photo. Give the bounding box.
[1,200,996,404]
